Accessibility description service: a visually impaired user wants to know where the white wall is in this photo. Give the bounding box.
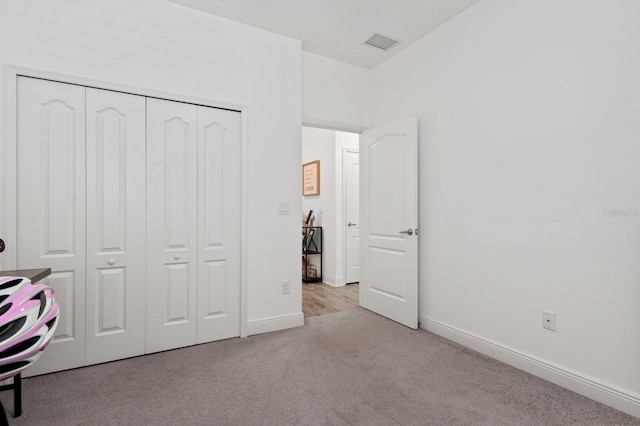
[371,0,640,414]
[302,52,372,132]
[0,0,303,331]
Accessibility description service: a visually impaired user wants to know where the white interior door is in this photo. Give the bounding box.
[17,76,87,375]
[146,98,198,353]
[85,88,146,364]
[359,116,418,329]
[344,149,360,284]
[196,106,241,344]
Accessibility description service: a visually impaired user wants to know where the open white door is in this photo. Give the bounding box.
[359,116,418,329]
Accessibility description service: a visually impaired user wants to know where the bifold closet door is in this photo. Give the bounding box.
[17,77,87,375]
[85,88,146,364]
[146,99,242,352]
[196,106,241,344]
[146,98,199,353]
[17,77,241,372]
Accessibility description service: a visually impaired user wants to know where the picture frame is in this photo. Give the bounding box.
[302,160,320,196]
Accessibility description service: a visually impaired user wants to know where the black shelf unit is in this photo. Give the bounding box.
[302,226,322,283]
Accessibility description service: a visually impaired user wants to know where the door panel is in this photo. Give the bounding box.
[146,98,198,353]
[166,263,191,322]
[345,150,360,284]
[95,267,126,333]
[45,271,76,342]
[85,88,146,364]
[196,107,241,343]
[203,260,226,316]
[17,76,87,375]
[360,116,418,329]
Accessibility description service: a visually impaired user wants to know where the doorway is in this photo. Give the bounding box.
[301,126,360,317]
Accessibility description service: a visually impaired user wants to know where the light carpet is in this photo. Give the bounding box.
[2,308,638,425]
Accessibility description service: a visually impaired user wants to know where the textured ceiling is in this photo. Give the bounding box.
[167,0,481,69]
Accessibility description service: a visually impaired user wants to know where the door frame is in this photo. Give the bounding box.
[341,147,359,285]
[1,64,250,337]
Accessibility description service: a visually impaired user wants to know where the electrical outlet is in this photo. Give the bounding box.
[281,280,290,295]
[543,310,556,331]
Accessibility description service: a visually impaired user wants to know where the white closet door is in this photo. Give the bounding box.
[196,107,241,344]
[17,77,87,375]
[146,98,198,353]
[85,88,146,364]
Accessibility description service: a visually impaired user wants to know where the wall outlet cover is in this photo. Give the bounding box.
[543,310,556,331]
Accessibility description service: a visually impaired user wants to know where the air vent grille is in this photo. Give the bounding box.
[363,34,399,51]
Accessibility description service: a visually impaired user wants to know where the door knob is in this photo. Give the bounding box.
[347,222,357,227]
[107,258,116,265]
[399,228,414,236]
[174,253,181,260]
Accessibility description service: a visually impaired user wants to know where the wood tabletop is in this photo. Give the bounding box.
[0,268,52,283]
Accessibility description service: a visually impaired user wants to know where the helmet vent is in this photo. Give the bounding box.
[31,291,46,317]
[0,361,29,376]
[46,318,57,330]
[0,317,26,343]
[0,336,40,358]
[0,303,12,317]
[0,279,22,291]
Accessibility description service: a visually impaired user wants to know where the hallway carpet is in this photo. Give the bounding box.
[4,308,638,425]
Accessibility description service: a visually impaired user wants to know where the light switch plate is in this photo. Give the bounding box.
[278,203,290,215]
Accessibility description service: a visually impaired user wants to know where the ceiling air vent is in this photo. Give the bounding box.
[363,34,399,51]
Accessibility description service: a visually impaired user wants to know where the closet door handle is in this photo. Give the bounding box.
[107,258,116,265]
[174,253,181,260]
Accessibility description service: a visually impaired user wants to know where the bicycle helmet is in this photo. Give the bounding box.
[0,276,59,380]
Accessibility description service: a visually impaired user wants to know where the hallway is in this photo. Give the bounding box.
[302,283,359,317]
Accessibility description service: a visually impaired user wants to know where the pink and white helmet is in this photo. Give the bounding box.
[0,276,59,380]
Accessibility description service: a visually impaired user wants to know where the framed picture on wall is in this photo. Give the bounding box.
[302,160,320,196]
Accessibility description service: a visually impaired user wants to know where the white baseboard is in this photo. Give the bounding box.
[322,275,337,286]
[420,316,640,419]
[321,276,345,287]
[247,312,304,336]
